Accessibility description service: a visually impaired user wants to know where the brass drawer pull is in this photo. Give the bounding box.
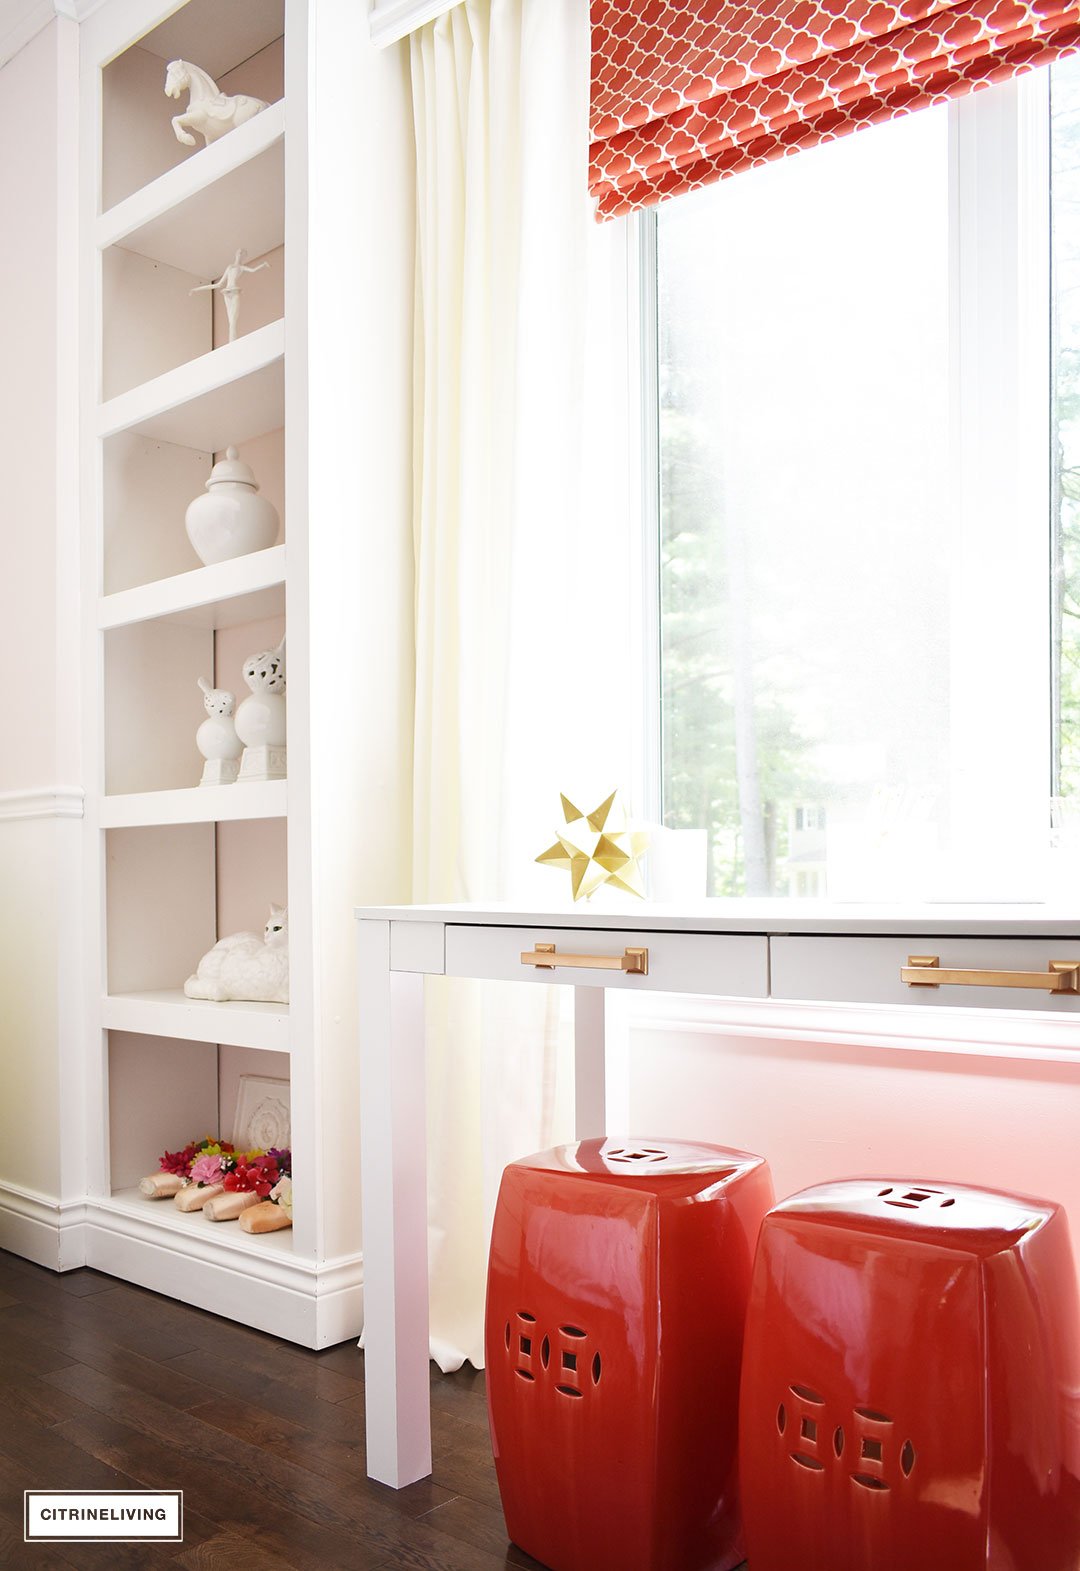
[902,955,1080,992]
[521,943,649,976]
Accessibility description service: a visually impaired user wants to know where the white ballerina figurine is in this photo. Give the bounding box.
[165,59,268,148]
[190,250,270,344]
[184,905,289,1004]
[195,677,242,786]
[236,635,287,782]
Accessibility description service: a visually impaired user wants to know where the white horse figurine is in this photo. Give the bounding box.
[165,59,269,148]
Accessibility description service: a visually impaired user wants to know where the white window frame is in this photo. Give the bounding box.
[632,73,1056,902]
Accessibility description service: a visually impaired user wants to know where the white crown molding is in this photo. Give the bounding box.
[0,786,84,821]
[0,0,97,72]
[0,0,52,67]
[53,0,107,18]
[369,0,461,47]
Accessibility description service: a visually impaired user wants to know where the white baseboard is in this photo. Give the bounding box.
[0,1181,364,1347]
[0,1181,86,1271]
[82,1197,364,1348]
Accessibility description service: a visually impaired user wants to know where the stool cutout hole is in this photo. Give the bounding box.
[833,1426,844,1457]
[560,1325,587,1338]
[518,1311,536,1322]
[901,1440,917,1476]
[861,1438,883,1461]
[800,1417,817,1442]
[777,1404,787,1434]
[556,1384,583,1399]
[504,1322,510,1350]
[541,1336,550,1369]
[790,1384,825,1404]
[515,1369,535,1382]
[592,1352,602,1385]
[853,1473,889,1491]
[792,1453,825,1471]
[520,1336,531,1355]
[855,1407,892,1424]
[562,1351,577,1372]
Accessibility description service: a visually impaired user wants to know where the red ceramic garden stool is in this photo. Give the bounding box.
[485,1136,774,1571]
[739,1178,1080,1571]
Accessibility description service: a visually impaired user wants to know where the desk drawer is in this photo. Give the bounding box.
[445,925,769,996]
[770,936,1080,1011]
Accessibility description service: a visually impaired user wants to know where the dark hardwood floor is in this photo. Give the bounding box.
[0,1247,547,1570]
[0,1249,750,1571]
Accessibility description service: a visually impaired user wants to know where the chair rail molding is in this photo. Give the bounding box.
[0,786,85,821]
[369,0,461,47]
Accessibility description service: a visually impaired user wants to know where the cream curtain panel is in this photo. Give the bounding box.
[409,0,637,1368]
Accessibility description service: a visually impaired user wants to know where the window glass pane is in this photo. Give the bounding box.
[1052,54,1080,807]
[658,111,951,898]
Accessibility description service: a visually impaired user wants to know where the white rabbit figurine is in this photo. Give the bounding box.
[195,676,242,785]
[184,905,289,1004]
[236,635,286,782]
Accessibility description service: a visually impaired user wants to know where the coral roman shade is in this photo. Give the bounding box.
[590,0,1080,217]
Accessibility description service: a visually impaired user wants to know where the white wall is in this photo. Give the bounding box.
[0,16,82,1260]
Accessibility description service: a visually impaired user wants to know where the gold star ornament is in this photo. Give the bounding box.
[536,791,649,902]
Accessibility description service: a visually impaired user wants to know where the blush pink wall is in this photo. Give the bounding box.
[628,1023,1080,1274]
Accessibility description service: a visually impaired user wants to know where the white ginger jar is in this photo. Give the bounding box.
[195,677,242,786]
[185,446,279,565]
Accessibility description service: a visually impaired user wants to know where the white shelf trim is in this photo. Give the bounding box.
[97,99,286,257]
[369,0,461,45]
[98,318,285,442]
[99,544,286,630]
[94,1189,297,1273]
[100,780,287,829]
[0,787,84,821]
[102,990,290,1052]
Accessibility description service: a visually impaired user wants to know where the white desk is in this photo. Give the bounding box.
[355,899,1080,1488]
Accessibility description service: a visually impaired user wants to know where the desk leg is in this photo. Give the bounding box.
[574,985,607,1139]
[358,919,432,1488]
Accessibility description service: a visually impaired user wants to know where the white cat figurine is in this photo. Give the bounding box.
[195,676,242,786]
[184,905,289,1004]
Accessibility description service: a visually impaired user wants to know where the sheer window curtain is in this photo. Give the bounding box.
[409,0,638,1369]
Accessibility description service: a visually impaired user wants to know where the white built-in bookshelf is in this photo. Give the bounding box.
[78,0,415,1346]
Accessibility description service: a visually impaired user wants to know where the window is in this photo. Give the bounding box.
[648,61,1080,902]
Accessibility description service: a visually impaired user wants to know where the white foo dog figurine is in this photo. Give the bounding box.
[165,59,268,148]
[195,677,242,786]
[236,635,287,782]
[185,906,289,1004]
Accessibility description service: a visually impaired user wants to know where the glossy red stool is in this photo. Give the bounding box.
[739,1179,1080,1571]
[485,1137,774,1571]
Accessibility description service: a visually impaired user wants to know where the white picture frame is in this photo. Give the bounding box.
[233,1074,291,1151]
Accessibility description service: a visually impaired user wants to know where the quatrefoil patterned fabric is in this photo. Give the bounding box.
[590,0,1080,217]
